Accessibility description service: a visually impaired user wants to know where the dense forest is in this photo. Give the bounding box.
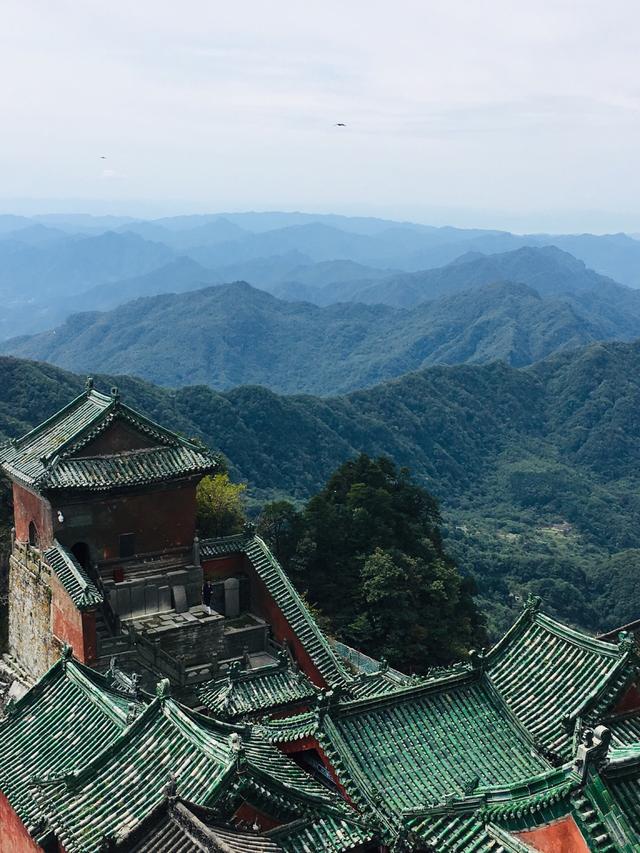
[2,342,640,636]
[257,455,487,670]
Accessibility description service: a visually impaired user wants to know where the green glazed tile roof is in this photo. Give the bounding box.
[33,693,348,853]
[486,607,629,756]
[0,656,142,835]
[608,712,640,747]
[202,535,352,689]
[41,444,216,490]
[44,540,103,609]
[320,674,549,818]
[271,814,375,852]
[254,711,320,744]
[119,798,286,853]
[604,773,640,838]
[0,387,217,491]
[198,664,318,718]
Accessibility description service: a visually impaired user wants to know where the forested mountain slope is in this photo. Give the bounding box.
[2,342,640,635]
[8,243,640,394]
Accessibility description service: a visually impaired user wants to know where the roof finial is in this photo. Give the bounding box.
[155,678,171,699]
[110,385,120,401]
[85,376,94,394]
[524,593,542,613]
[164,772,178,799]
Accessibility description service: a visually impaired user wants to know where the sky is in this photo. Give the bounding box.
[1,0,639,233]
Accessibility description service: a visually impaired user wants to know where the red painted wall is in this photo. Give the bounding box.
[233,802,282,831]
[253,571,327,689]
[12,483,54,548]
[515,816,590,852]
[613,682,640,715]
[203,554,245,578]
[0,791,43,852]
[54,481,197,563]
[50,575,96,664]
[72,420,155,455]
[202,553,328,689]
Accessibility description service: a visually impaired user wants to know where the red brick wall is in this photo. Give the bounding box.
[252,570,328,689]
[203,554,246,579]
[515,816,590,852]
[0,791,42,852]
[50,574,94,662]
[54,481,198,562]
[12,483,54,548]
[613,682,640,715]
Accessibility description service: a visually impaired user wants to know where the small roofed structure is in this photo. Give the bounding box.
[0,381,218,681]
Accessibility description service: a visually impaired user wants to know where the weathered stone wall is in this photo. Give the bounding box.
[153,615,224,666]
[8,547,58,680]
[202,552,329,689]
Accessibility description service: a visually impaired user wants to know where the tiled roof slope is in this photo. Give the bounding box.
[44,540,103,609]
[0,654,143,836]
[319,672,550,821]
[0,385,217,491]
[271,814,375,852]
[202,535,352,689]
[119,798,285,853]
[198,663,318,718]
[486,602,635,757]
[33,690,352,853]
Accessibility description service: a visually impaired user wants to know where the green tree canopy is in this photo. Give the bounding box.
[283,454,486,670]
[196,473,247,538]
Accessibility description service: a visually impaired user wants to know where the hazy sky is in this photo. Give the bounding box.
[2,1,640,232]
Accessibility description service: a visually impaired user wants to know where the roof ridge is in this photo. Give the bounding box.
[65,659,141,724]
[10,389,108,450]
[335,668,479,715]
[535,612,623,657]
[243,536,352,688]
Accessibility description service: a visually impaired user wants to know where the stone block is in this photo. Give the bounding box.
[173,585,188,613]
[186,582,201,607]
[115,585,131,619]
[158,585,172,613]
[130,584,146,619]
[144,585,159,615]
[224,577,240,618]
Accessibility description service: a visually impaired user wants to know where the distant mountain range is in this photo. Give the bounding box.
[5,246,640,394]
[3,340,640,636]
[0,210,640,342]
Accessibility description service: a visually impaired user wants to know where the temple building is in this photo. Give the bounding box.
[2,387,640,851]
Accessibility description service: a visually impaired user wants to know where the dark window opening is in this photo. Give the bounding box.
[71,542,91,571]
[28,521,39,547]
[119,533,136,559]
[289,749,339,793]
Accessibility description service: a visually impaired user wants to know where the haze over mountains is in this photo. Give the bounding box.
[1,210,640,346]
[6,243,640,394]
[4,208,640,635]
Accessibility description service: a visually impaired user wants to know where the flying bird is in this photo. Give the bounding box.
[99,155,107,159]
[335,122,346,127]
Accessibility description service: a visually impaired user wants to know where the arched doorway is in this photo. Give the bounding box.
[71,542,91,571]
[28,521,39,547]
